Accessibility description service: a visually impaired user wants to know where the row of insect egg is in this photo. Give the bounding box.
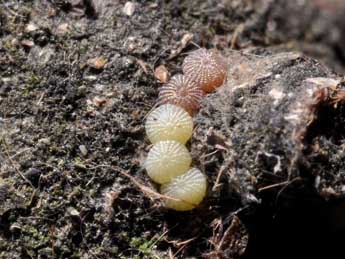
[144,48,228,211]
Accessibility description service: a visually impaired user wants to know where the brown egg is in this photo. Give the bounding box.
[182,48,228,93]
[158,74,203,115]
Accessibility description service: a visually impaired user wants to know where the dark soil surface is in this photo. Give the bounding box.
[1,0,345,258]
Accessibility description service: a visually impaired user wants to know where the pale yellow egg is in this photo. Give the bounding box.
[145,104,193,144]
[160,167,207,211]
[145,140,192,184]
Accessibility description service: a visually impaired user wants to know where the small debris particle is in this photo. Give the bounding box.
[94,84,105,92]
[104,190,120,218]
[55,23,70,36]
[87,57,107,70]
[10,38,19,47]
[168,33,194,60]
[269,88,285,105]
[48,7,57,17]
[29,46,55,65]
[123,2,136,16]
[79,145,88,156]
[136,59,149,74]
[9,223,22,233]
[181,33,194,48]
[25,23,38,33]
[131,109,141,119]
[154,65,169,83]
[67,207,80,217]
[38,137,51,145]
[21,39,34,48]
[84,75,98,81]
[92,96,107,107]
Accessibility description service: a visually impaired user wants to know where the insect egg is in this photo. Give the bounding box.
[145,104,193,144]
[160,167,207,211]
[158,74,203,115]
[182,48,228,93]
[145,140,192,184]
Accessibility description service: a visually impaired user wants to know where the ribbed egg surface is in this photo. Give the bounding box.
[182,48,228,93]
[145,104,193,144]
[160,168,207,211]
[145,140,192,184]
[158,74,203,115]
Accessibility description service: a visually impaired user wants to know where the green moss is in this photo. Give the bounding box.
[128,235,163,259]
[22,225,50,251]
[78,45,89,55]
[23,72,41,96]
[27,72,40,87]
[74,157,87,169]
